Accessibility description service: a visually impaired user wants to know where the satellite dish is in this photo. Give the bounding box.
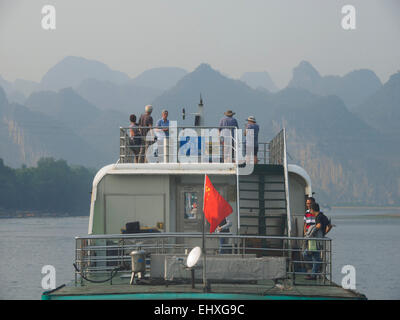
[186,246,202,268]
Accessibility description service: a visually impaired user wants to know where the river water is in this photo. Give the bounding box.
[0,208,399,300]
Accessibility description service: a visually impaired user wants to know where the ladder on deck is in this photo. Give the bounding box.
[239,170,287,237]
[237,129,291,255]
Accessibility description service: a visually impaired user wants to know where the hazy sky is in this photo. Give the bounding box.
[0,0,399,88]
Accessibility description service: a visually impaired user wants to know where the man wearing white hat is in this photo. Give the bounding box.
[245,116,259,164]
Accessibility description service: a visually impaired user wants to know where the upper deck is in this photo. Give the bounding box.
[119,124,272,166]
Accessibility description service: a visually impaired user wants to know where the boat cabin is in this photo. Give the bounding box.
[88,127,312,244]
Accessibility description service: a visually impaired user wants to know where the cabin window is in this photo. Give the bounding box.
[184,192,199,220]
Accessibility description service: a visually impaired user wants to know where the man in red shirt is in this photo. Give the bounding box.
[303,197,316,235]
[304,203,332,280]
[302,197,316,275]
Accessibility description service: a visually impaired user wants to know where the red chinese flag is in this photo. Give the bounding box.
[203,175,233,233]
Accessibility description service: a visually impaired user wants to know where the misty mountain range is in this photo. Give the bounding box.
[0,56,399,206]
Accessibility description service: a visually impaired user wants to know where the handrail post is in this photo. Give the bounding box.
[263,143,266,164]
[323,240,326,283]
[119,127,124,163]
[235,128,241,236]
[283,128,292,237]
[330,239,332,283]
[74,238,77,286]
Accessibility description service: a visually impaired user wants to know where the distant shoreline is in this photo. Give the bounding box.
[0,215,89,219]
[1,206,400,220]
[0,211,88,219]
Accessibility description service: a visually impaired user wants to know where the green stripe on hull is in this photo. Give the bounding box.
[42,292,359,300]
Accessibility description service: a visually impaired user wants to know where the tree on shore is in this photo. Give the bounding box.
[0,158,95,215]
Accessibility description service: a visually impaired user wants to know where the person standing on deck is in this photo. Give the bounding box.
[156,109,170,137]
[128,114,140,163]
[138,105,154,163]
[244,116,259,164]
[304,197,316,235]
[155,110,170,161]
[313,203,332,238]
[216,217,232,254]
[302,196,316,274]
[219,110,239,162]
[304,203,332,280]
[219,110,239,133]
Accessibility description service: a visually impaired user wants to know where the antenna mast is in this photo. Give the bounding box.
[195,94,204,126]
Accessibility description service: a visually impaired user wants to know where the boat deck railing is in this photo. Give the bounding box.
[74,233,332,286]
[119,126,270,164]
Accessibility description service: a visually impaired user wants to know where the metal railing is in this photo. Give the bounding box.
[74,233,332,286]
[258,142,270,164]
[119,126,270,164]
[269,129,285,165]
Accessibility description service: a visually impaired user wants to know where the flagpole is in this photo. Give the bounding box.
[202,174,207,292]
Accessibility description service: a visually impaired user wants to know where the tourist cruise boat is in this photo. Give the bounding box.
[42,101,366,300]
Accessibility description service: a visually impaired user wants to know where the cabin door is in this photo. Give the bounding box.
[177,185,204,234]
[177,184,227,250]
